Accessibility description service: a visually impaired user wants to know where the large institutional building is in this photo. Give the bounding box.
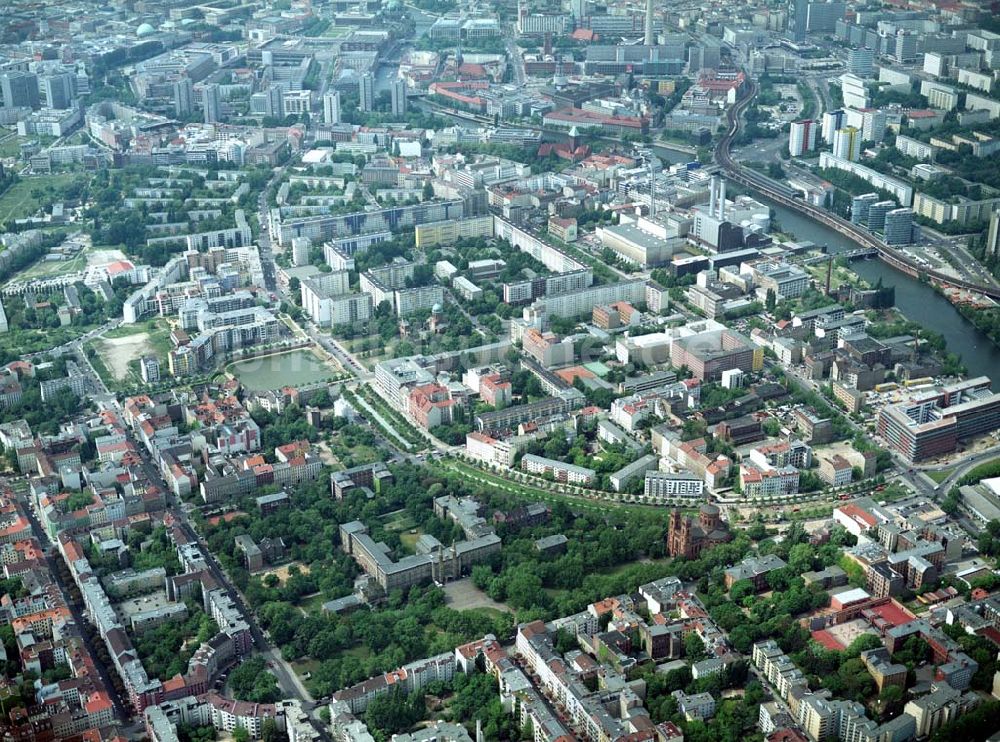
[877,376,1000,461]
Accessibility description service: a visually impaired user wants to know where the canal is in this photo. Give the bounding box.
[375,8,436,93]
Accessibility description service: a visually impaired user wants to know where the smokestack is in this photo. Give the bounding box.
[649,160,655,217]
[718,179,726,220]
[644,0,655,46]
[709,176,717,216]
[476,719,483,742]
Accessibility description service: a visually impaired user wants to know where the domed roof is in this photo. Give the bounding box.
[136,22,156,37]
[700,503,719,515]
[431,302,443,313]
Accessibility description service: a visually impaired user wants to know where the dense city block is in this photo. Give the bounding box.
[2,1,1000,742]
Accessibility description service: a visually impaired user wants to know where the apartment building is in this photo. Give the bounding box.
[521,454,596,485]
[642,471,705,503]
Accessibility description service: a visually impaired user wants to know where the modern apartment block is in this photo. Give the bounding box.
[274,199,466,246]
[789,119,818,156]
[642,471,705,503]
[520,453,596,485]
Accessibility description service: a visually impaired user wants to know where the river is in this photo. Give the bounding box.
[769,203,1000,388]
[648,146,1000,384]
[375,7,436,93]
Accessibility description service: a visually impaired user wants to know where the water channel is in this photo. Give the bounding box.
[768,203,1000,388]
[649,144,1000,384]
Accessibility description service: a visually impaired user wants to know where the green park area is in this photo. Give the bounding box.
[0,174,79,224]
[0,134,28,159]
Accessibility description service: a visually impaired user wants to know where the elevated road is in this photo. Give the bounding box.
[715,80,1000,301]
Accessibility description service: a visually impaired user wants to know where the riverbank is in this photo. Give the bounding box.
[765,200,1000,387]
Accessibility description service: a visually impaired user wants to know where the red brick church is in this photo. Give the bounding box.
[667,503,732,559]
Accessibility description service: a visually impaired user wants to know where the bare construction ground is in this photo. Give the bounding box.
[442,580,511,614]
[95,333,153,380]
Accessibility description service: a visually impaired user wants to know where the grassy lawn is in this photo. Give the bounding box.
[0,174,79,224]
[0,134,27,159]
[957,457,1000,485]
[604,557,671,577]
[297,593,328,615]
[380,511,424,554]
[331,443,379,466]
[463,606,509,620]
[83,340,115,387]
[342,645,371,661]
[380,510,417,531]
[786,506,834,521]
[98,318,174,361]
[102,321,156,339]
[291,658,320,681]
[926,469,953,484]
